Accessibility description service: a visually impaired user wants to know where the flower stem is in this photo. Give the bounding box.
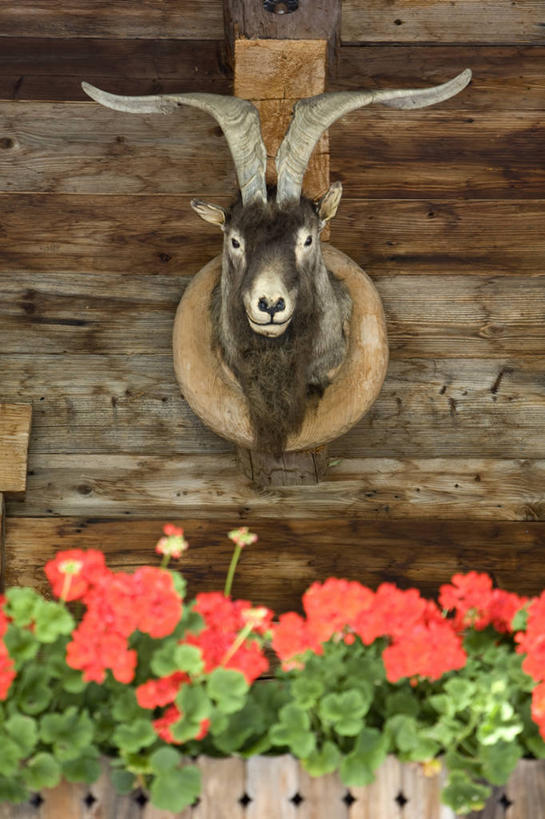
[160,553,170,570]
[224,544,243,597]
[222,621,254,667]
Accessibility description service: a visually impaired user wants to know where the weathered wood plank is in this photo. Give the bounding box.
[5,516,545,611]
[193,757,246,819]
[2,355,545,459]
[0,494,4,591]
[3,196,544,278]
[333,45,545,112]
[504,759,545,819]
[341,0,545,44]
[0,0,224,39]
[332,111,545,199]
[2,103,544,199]
[4,454,545,521]
[2,271,544,358]
[0,403,32,496]
[0,39,230,102]
[297,767,348,818]
[246,755,299,819]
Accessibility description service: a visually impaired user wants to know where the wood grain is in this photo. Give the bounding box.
[5,517,545,605]
[341,0,545,44]
[4,196,544,278]
[2,355,544,459]
[4,453,545,520]
[0,0,224,39]
[2,103,544,199]
[2,271,544,359]
[0,403,32,496]
[0,38,230,102]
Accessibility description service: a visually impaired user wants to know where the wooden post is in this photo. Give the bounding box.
[0,403,32,590]
[224,0,341,487]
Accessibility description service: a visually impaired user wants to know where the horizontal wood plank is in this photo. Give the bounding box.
[5,454,545,520]
[0,0,224,39]
[5,517,545,604]
[0,403,32,495]
[0,39,230,102]
[341,0,545,43]
[1,271,544,358]
[2,103,544,199]
[1,355,545,459]
[3,195,544,277]
[333,46,545,112]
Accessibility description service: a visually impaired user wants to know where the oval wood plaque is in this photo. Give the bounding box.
[172,244,389,452]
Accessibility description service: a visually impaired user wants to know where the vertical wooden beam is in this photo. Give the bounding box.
[0,494,5,592]
[0,403,32,498]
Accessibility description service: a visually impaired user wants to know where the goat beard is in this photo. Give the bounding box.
[212,286,317,457]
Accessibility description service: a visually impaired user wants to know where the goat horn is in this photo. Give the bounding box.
[275,69,472,207]
[81,83,268,206]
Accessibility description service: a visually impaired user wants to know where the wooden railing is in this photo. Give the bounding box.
[0,756,543,819]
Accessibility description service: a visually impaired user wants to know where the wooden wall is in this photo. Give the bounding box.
[1,1,544,609]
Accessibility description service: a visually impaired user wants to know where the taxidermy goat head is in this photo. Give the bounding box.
[82,69,471,456]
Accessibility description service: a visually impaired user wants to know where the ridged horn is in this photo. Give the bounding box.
[275,69,472,207]
[81,83,268,206]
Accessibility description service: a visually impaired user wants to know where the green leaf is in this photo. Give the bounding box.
[512,606,529,632]
[23,753,62,790]
[340,727,388,787]
[169,716,204,744]
[149,746,181,775]
[172,644,204,675]
[150,766,201,813]
[211,701,265,754]
[444,678,475,713]
[319,689,370,736]
[385,690,420,718]
[150,640,179,676]
[32,599,74,643]
[168,571,187,600]
[302,742,341,777]
[40,707,94,760]
[0,775,28,804]
[291,676,324,709]
[177,684,212,722]
[112,689,148,723]
[5,587,40,626]
[16,666,52,715]
[111,769,136,795]
[3,625,39,668]
[269,704,316,758]
[206,669,248,715]
[0,737,24,776]
[480,741,522,785]
[62,748,101,784]
[113,719,157,753]
[4,714,38,757]
[442,771,491,814]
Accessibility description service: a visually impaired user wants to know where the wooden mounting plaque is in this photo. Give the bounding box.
[172,245,389,453]
[0,403,32,497]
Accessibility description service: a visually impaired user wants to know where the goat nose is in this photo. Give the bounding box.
[258,297,286,316]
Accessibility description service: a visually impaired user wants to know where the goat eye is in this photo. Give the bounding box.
[231,237,240,249]
[304,235,313,246]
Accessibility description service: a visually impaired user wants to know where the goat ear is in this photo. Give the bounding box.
[316,181,343,228]
[190,199,227,228]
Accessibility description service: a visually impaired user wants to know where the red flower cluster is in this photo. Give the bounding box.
[272,578,466,683]
[439,572,527,633]
[184,592,271,684]
[514,592,545,738]
[137,671,189,709]
[45,551,183,684]
[153,705,210,745]
[0,597,16,700]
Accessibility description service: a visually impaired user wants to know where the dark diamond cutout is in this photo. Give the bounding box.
[29,793,44,809]
[239,792,253,808]
[83,793,97,808]
[192,797,201,808]
[133,789,149,808]
[500,793,513,810]
[343,791,356,806]
[395,791,409,807]
[291,792,305,807]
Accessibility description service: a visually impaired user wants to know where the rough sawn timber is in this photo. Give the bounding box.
[0,403,32,497]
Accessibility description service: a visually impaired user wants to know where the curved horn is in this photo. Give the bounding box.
[276,69,472,207]
[81,83,268,206]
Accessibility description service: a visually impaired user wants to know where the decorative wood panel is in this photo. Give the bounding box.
[1,355,545,460]
[341,0,545,43]
[2,104,543,199]
[4,453,544,521]
[0,0,224,40]
[0,403,32,496]
[2,272,544,358]
[3,195,544,278]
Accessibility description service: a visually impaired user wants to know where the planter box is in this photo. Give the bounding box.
[0,756,544,819]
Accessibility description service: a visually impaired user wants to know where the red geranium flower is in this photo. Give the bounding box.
[45,549,107,602]
[153,704,210,745]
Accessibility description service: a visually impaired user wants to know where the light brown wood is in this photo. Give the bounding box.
[0,0,224,39]
[4,196,545,278]
[0,403,32,496]
[246,755,299,819]
[341,0,545,43]
[504,759,545,818]
[237,446,329,488]
[297,766,348,818]
[3,103,544,200]
[193,757,246,819]
[0,494,4,591]
[173,245,389,451]
[6,517,545,604]
[350,756,404,818]
[5,453,545,521]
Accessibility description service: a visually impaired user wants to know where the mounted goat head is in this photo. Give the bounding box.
[82,69,471,455]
